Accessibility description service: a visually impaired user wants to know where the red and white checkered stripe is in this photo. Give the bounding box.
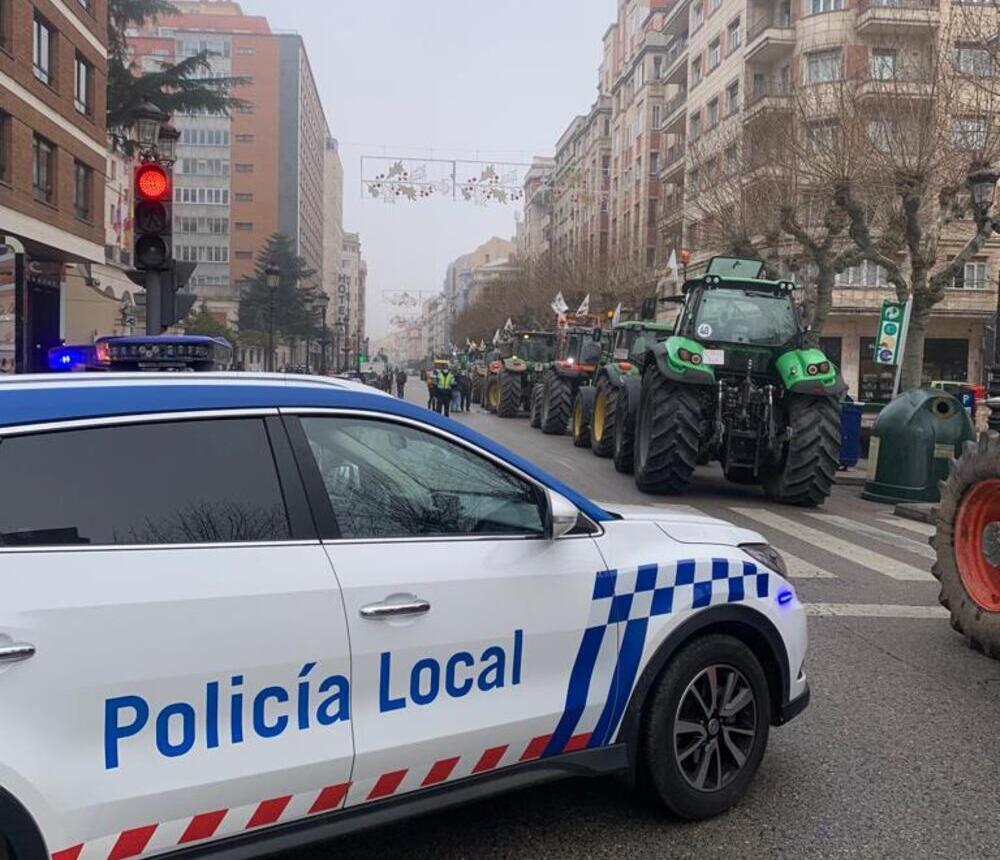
[50,733,593,860]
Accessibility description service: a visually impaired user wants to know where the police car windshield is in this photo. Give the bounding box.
[691,288,798,347]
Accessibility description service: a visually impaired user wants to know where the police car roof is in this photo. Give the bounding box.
[0,372,611,522]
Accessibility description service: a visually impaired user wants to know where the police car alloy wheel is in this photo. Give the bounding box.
[641,635,771,820]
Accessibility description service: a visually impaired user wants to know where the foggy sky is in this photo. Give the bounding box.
[235,0,614,337]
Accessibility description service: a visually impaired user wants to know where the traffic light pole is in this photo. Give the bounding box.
[145,270,162,335]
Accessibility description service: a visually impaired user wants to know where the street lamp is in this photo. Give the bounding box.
[968,164,999,219]
[156,122,181,166]
[265,264,280,373]
[133,102,169,151]
[314,292,331,375]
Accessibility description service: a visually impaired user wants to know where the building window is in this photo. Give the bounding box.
[0,0,10,49]
[954,261,988,290]
[725,79,740,115]
[724,144,738,175]
[689,167,700,194]
[652,103,662,129]
[707,97,719,128]
[234,191,255,202]
[74,54,93,114]
[708,38,721,70]
[835,260,888,288]
[235,250,253,260]
[953,117,988,149]
[806,49,842,83]
[74,160,92,220]
[237,46,256,55]
[235,133,255,143]
[728,17,741,51]
[32,135,55,204]
[650,151,659,175]
[235,163,254,173]
[692,1,704,30]
[869,48,896,81]
[955,45,994,78]
[691,58,703,86]
[0,112,9,185]
[654,56,663,79]
[235,222,253,231]
[690,112,702,139]
[809,0,844,13]
[33,15,55,85]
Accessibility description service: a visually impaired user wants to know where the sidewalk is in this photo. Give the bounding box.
[834,458,869,487]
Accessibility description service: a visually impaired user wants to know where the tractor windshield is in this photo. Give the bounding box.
[689,288,798,347]
[515,336,553,363]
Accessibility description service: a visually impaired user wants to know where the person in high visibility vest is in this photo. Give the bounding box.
[434,365,456,417]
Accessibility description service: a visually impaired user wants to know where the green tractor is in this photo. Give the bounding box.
[485,331,556,418]
[632,257,844,506]
[472,349,499,406]
[586,320,675,468]
[531,313,606,435]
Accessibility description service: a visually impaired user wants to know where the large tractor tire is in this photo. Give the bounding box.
[613,377,641,474]
[762,395,839,507]
[497,370,521,418]
[471,375,483,405]
[530,383,544,429]
[591,378,618,459]
[634,370,702,495]
[572,387,596,449]
[541,373,573,435]
[933,432,1000,659]
[485,377,501,414]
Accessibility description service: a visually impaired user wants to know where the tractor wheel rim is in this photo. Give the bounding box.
[673,664,757,793]
[573,401,582,437]
[593,392,606,442]
[955,478,1000,612]
[489,385,499,407]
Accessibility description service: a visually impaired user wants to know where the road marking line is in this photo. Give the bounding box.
[879,516,937,538]
[805,603,948,619]
[806,513,936,560]
[779,550,838,579]
[731,507,935,582]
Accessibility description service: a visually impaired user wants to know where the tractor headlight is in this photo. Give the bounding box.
[740,543,788,578]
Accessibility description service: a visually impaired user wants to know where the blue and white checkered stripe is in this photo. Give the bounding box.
[545,558,769,757]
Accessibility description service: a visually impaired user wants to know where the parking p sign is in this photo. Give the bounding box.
[875,300,907,366]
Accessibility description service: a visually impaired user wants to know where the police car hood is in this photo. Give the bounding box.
[599,503,764,546]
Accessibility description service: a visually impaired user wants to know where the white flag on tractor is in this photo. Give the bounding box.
[504,317,514,332]
[577,294,591,315]
[666,249,679,288]
[492,329,501,346]
[612,302,623,327]
[551,291,569,315]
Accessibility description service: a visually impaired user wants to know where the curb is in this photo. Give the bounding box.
[835,472,867,487]
[894,502,938,524]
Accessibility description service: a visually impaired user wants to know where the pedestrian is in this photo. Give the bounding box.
[458,370,471,412]
[396,368,407,399]
[434,364,455,417]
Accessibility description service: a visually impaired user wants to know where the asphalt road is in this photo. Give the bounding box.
[307,382,1000,860]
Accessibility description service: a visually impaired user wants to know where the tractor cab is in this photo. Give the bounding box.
[554,313,606,371]
[610,321,674,363]
[499,331,555,366]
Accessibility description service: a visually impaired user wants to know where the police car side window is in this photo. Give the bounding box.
[0,419,290,546]
[300,417,546,540]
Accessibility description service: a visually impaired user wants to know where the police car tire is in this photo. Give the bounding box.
[762,395,839,507]
[541,374,572,435]
[634,372,700,494]
[641,635,771,820]
[613,377,641,474]
[0,786,48,860]
[530,383,544,428]
[572,387,596,448]
[497,370,521,418]
[933,433,1000,659]
[591,378,618,458]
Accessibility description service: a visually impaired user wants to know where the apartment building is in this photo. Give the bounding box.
[340,232,367,369]
[323,136,344,309]
[0,0,108,371]
[129,1,335,324]
[517,156,556,260]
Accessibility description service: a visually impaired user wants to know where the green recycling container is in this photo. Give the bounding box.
[862,388,975,504]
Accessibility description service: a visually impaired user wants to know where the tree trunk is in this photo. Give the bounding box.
[899,291,932,392]
[804,267,835,349]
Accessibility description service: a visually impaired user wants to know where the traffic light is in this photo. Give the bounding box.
[133,162,172,271]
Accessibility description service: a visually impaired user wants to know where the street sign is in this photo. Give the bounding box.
[875,300,906,366]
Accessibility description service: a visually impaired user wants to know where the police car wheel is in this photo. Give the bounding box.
[641,635,770,820]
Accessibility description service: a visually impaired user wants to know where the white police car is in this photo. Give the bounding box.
[0,373,808,860]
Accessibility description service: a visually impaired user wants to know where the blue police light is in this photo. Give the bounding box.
[47,345,95,372]
[777,588,794,607]
[95,335,233,372]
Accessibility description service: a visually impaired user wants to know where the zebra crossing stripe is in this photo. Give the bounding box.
[805,603,948,619]
[730,508,935,582]
[805,513,935,561]
[879,516,937,538]
[777,549,837,579]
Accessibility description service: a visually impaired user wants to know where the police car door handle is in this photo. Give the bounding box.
[360,599,431,620]
[0,642,36,664]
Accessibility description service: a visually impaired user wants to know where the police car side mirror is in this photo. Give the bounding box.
[546,489,579,540]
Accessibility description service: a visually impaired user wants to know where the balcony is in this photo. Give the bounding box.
[661,142,686,178]
[661,88,687,133]
[857,71,933,101]
[745,13,795,64]
[856,0,939,36]
[744,80,793,121]
[660,37,689,85]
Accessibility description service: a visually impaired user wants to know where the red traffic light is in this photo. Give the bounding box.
[136,163,171,201]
